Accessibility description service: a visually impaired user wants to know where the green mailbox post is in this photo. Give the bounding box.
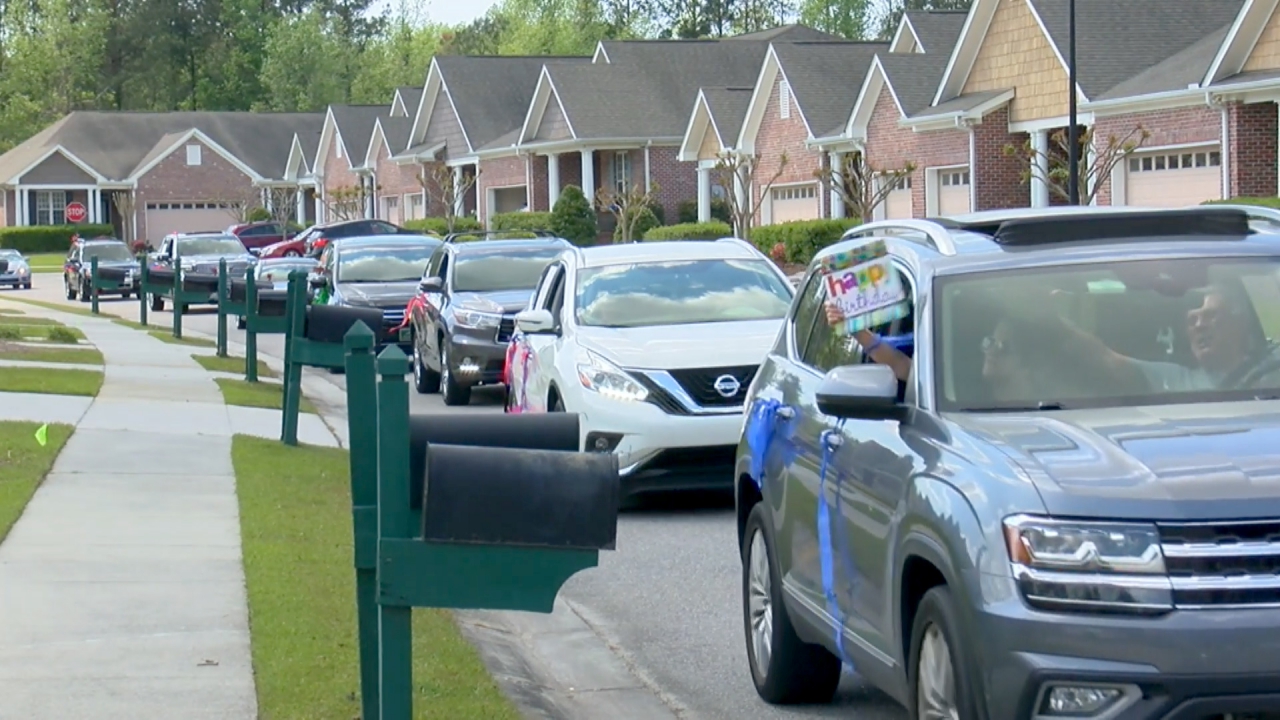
[340,324,619,720]
[87,257,132,315]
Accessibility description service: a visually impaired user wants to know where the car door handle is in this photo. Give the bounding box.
[776,406,795,420]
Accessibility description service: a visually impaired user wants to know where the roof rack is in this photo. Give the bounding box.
[986,208,1250,246]
[443,229,559,244]
[839,219,958,256]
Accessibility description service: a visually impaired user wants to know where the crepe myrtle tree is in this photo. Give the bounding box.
[420,163,479,233]
[1004,124,1151,205]
[214,186,265,224]
[324,183,376,222]
[596,181,660,243]
[262,186,301,227]
[714,150,787,240]
[814,152,916,222]
[110,190,137,244]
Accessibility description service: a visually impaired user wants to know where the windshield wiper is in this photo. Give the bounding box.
[958,401,1067,413]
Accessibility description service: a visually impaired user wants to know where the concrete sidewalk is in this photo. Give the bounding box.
[0,302,274,719]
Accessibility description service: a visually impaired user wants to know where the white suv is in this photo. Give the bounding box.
[505,239,795,497]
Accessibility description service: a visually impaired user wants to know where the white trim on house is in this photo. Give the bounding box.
[284,134,311,181]
[408,58,443,150]
[129,128,263,182]
[444,154,479,168]
[10,145,108,185]
[904,89,1015,131]
[390,90,409,118]
[314,106,341,174]
[845,55,903,141]
[679,90,725,162]
[932,0,993,106]
[1203,0,1277,86]
[1008,113,1096,133]
[364,119,388,169]
[519,67,579,145]
[391,142,444,166]
[890,15,924,53]
[593,42,610,63]
[737,45,815,155]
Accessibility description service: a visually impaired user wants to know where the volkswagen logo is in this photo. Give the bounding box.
[713,374,742,398]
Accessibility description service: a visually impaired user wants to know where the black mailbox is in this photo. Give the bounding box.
[407,413,581,511]
[183,272,219,293]
[149,267,176,285]
[256,289,289,317]
[422,444,619,550]
[304,304,386,344]
[228,278,264,304]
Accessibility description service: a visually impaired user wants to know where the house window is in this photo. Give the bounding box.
[35,190,67,225]
[882,174,912,191]
[771,185,817,201]
[612,151,632,193]
[1128,150,1222,173]
[186,144,202,166]
[779,80,791,119]
[940,170,970,186]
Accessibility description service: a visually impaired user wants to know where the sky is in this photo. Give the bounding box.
[370,0,501,26]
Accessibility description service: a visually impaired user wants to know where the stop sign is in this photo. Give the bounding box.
[65,202,87,224]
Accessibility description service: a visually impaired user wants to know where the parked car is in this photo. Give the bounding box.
[410,233,572,406]
[148,232,256,312]
[227,221,297,254]
[258,224,318,259]
[504,238,794,496]
[235,257,320,329]
[304,219,418,258]
[312,235,443,354]
[63,237,136,301]
[0,248,31,290]
[735,206,1280,720]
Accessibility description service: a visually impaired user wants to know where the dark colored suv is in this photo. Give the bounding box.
[410,232,571,406]
[64,237,137,301]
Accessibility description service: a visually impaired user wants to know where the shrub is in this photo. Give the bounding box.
[46,326,80,343]
[551,185,598,246]
[613,206,661,243]
[246,207,272,222]
[1204,197,1280,208]
[676,198,732,225]
[0,326,20,340]
[491,211,556,232]
[402,216,483,236]
[0,224,115,253]
[750,218,860,264]
[643,221,732,241]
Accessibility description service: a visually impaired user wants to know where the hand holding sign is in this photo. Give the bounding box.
[821,239,909,334]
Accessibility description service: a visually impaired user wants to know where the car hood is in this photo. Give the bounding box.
[949,401,1280,520]
[85,258,136,269]
[575,319,782,370]
[337,281,418,308]
[184,253,254,268]
[453,289,534,315]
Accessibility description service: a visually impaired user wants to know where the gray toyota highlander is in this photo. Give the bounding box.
[736,207,1280,720]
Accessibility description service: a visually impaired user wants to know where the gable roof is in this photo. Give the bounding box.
[678,87,754,160]
[436,55,586,153]
[770,41,888,138]
[0,111,323,185]
[903,10,968,55]
[366,115,414,167]
[329,105,386,167]
[879,52,952,117]
[391,86,423,117]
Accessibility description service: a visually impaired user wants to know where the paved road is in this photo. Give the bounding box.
[9,278,905,720]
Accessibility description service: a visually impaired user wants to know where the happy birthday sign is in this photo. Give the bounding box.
[822,239,909,334]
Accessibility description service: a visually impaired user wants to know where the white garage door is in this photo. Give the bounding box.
[884,175,913,219]
[770,184,820,223]
[1125,149,1222,207]
[145,202,234,243]
[936,168,971,216]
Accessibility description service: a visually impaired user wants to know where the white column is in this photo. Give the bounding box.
[697,166,712,222]
[828,151,846,219]
[295,187,305,222]
[452,166,465,217]
[1086,133,1098,205]
[264,187,274,214]
[547,153,561,208]
[643,145,652,189]
[16,185,26,226]
[1031,130,1050,207]
[580,150,595,203]
[87,188,98,223]
[313,187,322,224]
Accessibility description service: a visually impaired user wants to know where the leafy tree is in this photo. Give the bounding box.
[873,0,973,40]
[1003,125,1152,205]
[800,0,870,39]
[258,7,353,111]
[551,185,599,246]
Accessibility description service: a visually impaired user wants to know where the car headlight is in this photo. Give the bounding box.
[576,350,648,403]
[15,265,27,276]
[1003,515,1172,614]
[452,307,501,329]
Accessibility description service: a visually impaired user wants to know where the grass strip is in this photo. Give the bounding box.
[0,367,103,396]
[194,354,275,378]
[0,422,74,543]
[0,344,103,365]
[216,378,315,414]
[231,435,518,720]
[0,296,96,317]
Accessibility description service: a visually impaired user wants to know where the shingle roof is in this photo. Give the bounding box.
[879,52,952,117]
[0,111,324,184]
[903,10,967,55]
[701,87,754,147]
[436,55,589,152]
[725,24,844,42]
[395,86,423,115]
[1098,24,1231,100]
[772,41,887,138]
[1029,0,1243,99]
[330,105,386,164]
[377,116,413,158]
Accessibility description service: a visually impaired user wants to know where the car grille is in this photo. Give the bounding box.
[1159,520,1280,607]
[667,365,758,407]
[0,260,9,274]
[381,308,406,335]
[631,374,691,416]
[496,315,516,343]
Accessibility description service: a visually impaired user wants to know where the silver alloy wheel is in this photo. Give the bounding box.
[916,624,959,720]
[413,342,422,383]
[440,345,451,390]
[747,528,773,674]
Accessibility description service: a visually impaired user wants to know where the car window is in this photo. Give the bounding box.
[540,266,565,316]
[530,263,559,311]
[371,221,397,234]
[791,270,826,358]
[800,265,916,375]
[453,248,562,293]
[424,247,443,279]
[83,243,133,262]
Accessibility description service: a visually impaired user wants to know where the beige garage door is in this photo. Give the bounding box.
[884,175,913,219]
[770,184,820,223]
[1125,149,1222,207]
[936,168,970,216]
[145,202,234,243]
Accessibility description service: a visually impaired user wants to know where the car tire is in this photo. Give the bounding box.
[908,586,978,720]
[22,282,31,290]
[742,503,842,705]
[151,294,164,312]
[65,280,76,300]
[121,291,131,300]
[413,341,440,394]
[79,278,91,303]
[549,393,565,412]
[440,344,471,406]
[284,250,300,258]
[236,317,246,330]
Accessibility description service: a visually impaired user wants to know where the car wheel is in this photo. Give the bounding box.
[908,586,977,720]
[121,291,131,300]
[22,282,31,290]
[65,280,76,300]
[743,503,841,705]
[549,393,565,412]
[151,294,164,312]
[413,341,440,394]
[284,250,300,258]
[79,278,91,302]
[440,344,471,406]
[236,317,246,330]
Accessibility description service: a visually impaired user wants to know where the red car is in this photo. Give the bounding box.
[258,225,318,258]
[226,221,297,253]
[258,219,415,259]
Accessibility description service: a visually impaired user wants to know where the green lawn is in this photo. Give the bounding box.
[148,330,216,348]
[25,252,64,273]
[0,296,96,317]
[0,344,103,365]
[0,422,74,542]
[216,378,315,414]
[0,367,103,396]
[231,436,518,720]
[0,308,24,315]
[0,323,85,344]
[0,316,59,326]
[194,354,275,378]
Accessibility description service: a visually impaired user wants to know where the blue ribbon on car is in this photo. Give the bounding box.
[817,420,855,670]
[744,398,784,488]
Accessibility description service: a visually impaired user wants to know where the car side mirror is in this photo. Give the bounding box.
[419,276,443,293]
[816,364,901,419]
[515,308,557,335]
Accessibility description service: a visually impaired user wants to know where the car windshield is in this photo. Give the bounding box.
[0,250,20,259]
[258,263,314,282]
[934,256,1280,412]
[453,249,561,292]
[337,246,433,283]
[83,243,133,261]
[178,236,245,256]
[575,259,793,328]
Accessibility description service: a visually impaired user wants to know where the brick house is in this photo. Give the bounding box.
[0,111,323,242]
[365,115,422,224]
[314,104,385,223]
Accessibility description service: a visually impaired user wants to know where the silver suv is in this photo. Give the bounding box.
[735,206,1280,719]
